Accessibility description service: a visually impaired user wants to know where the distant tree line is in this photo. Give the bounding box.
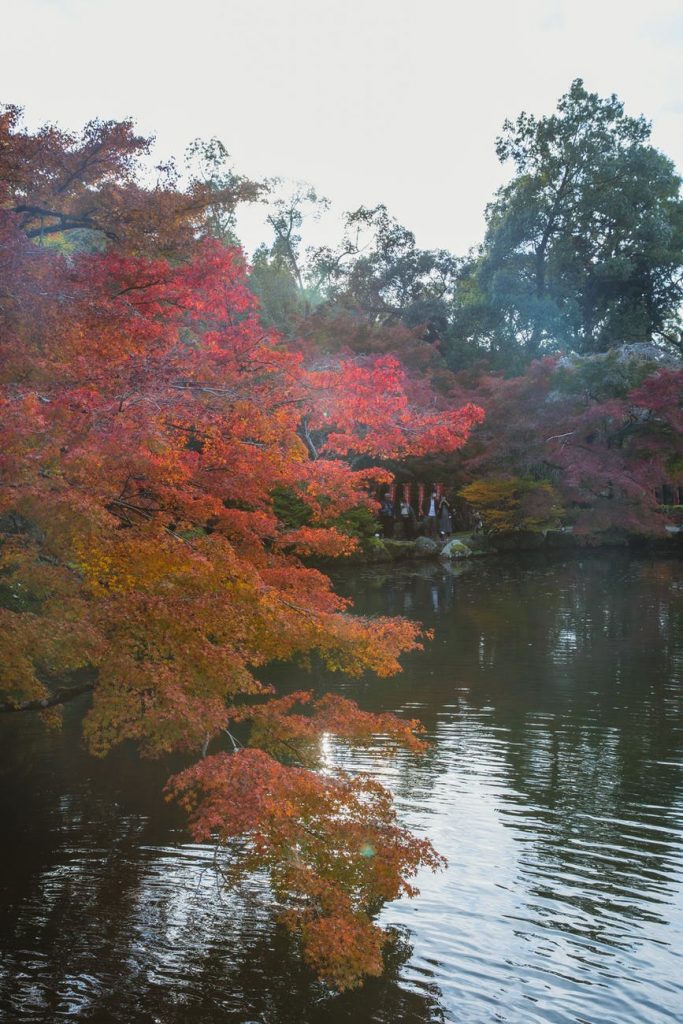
[240,80,682,537]
[247,80,682,374]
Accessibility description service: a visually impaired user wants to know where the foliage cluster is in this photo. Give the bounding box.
[0,106,486,988]
[453,354,682,535]
[271,486,378,542]
[459,477,563,533]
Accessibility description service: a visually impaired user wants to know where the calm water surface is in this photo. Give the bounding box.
[1,554,682,1023]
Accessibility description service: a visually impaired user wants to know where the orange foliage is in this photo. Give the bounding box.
[0,104,262,257]
[460,477,562,533]
[0,109,479,987]
[166,749,445,989]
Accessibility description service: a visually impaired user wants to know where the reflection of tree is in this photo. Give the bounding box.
[2,554,682,1020]
[0,710,444,1024]
[331,554,683,948]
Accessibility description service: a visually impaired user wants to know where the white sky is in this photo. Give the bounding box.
[2,0,682,258]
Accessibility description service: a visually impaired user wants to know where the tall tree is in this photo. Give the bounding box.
[451,80,683,364]
[246,186,330,333]
[312,204,459,343]
[184,135,259,245]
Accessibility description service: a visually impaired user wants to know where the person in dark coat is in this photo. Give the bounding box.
[398,497,417,539]
[438,495,452,539]
[379,493,395,538]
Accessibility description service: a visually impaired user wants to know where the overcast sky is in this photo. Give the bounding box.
[2,0,682,257]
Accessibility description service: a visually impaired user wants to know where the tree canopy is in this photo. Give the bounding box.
[452,349,682,535]
[450,80,683,364]
[0,105,484,989]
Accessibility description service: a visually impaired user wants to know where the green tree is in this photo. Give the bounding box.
[246,185,329,333]
[248,246,304,335]
[184,136,263,245]
[452,80,682,364]
[311,205,459,343]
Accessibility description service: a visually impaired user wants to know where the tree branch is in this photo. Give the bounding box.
[297,416,318,460]
[0,680,94,714]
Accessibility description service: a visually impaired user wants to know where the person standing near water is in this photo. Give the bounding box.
[426,488,438,538]
[438,494,452,539]
[399,497,417,539]
[379,493,395,538]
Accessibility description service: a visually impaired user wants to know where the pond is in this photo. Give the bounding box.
[1,553,682,1023]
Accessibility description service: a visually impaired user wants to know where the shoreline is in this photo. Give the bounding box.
[322,527,683,566]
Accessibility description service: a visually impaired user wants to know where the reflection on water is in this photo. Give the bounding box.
[1,554,682,1023]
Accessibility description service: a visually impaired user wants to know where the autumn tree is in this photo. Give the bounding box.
[0,104,263,257]
[454,348,683,535]
[0,109,482,988]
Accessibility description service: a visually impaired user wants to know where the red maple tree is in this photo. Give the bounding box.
[453,355,682,535]
[0,109,481,987]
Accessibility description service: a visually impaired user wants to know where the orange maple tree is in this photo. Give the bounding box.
[0,108,482,987]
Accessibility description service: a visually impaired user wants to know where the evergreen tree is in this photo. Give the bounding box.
[450,80,683,365]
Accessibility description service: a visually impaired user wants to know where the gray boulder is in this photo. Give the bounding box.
[440,539,472,559]
[414,536,440,557]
